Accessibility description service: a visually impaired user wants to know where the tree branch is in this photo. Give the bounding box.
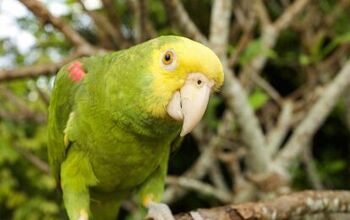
[240,0,310,87]
[209,0,270,175]
[128,0,155,43]
[0,51,87,81]
[267,100,293,155]
[223,70,270,175]
[163,111,233,203]
[19,0,93,50]
[251,73,282,104]
[101,0,131,48]
[166,176,232,203]
[239,25,277,87]
[0,86,47,123]
[209,0,232,58]
[208,0,271,176]
[208,160,231,194]
[225,0,312,176]
[227,18,255,67]
[345,88,350,131]
[275,60,350,172]
[163,132,222,203]
[274,0,311,32]
[175,190,350,220]
[12,144,50,175]
[253,0,271,29]
[302,142,324,190]
[77,0,118,49]
[161,0,207,44]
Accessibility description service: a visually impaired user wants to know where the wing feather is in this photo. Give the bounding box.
[47,62,84,182]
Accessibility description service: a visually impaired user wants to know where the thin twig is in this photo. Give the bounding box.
[35,85,50,106]
[161,0,208,45]
[275,60,350,173]
[239,0,310,87]
[302,142,323,190]
[163,134,221,203]
[345,88,350,132]
[253,0,271,29]
[267,100,293,155]
[251,73,282,104]
[166,176,232,203]
[12,144,50,175]
[274,0,311,32]
[128,0,155,43]
[239,25,277,87]
[139,0,157,39]
[217,148,257,203]
[208,160,231,195]
[228,18,255,67]
[77,0,118,49]
[0,86,46,123]
[101,0,131,48]
[0,49,99,81]
[19,0,93,50]
[128,0,143,43]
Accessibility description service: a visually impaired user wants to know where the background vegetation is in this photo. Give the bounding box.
[1,0,350,219]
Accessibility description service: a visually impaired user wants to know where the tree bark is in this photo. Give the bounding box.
[175,191,350,220]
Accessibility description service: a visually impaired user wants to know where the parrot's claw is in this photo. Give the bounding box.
[190,211,204,220]
[77,209,88,220]
[145,202,175,220]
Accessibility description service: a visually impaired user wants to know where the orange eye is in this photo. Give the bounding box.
[162,50,174,65]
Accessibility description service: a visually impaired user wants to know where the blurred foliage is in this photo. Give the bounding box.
[0,0,350,219]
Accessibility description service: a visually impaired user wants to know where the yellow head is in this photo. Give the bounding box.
[144,36,224,136]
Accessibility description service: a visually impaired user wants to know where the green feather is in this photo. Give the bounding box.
[48,37,183,219]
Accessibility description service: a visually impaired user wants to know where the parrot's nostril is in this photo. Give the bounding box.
[197,80,202,85]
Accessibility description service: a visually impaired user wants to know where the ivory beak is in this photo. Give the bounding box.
[167,73,214,136]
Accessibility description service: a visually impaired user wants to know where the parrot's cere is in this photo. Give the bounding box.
[48,36,223,220]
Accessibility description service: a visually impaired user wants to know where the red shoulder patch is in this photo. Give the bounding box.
[68,61,86,82]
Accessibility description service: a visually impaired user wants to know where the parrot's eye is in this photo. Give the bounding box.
[161,49,177,71]
[164,52,172,64]
[163,50,174,65]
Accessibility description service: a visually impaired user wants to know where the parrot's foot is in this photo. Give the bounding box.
[78,209,88,220]
[145,202,175,220]
[189,211,204,220]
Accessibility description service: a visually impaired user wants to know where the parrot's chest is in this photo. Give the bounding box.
[88,137,168,192]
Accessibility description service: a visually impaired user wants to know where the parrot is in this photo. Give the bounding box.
[47,35,224,220]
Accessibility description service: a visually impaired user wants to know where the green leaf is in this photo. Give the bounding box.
[321,31,350,59]
[239,39,277,65]
[299,54,311,65]
[0,144,19,164]
[249,89,269,110]
[324,160,346,173]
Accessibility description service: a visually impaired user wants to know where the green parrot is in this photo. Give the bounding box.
[48,36,223,220]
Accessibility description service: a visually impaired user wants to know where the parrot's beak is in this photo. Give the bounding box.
[167,73,214,136]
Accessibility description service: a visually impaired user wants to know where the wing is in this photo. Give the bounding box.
[47,61,85,183]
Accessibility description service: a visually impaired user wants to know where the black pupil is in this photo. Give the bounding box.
[165,53,171,61]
